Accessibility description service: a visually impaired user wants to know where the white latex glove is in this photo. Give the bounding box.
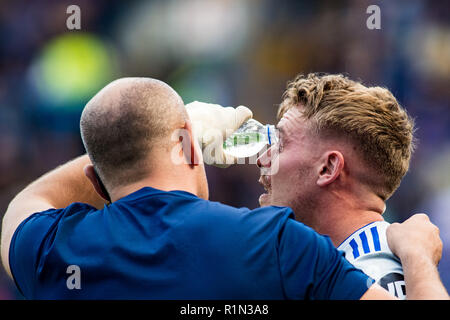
[185,101,253,167]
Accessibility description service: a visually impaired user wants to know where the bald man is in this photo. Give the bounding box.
[0,78,445,299]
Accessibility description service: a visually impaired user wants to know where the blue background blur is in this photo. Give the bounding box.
[0,0,449,299]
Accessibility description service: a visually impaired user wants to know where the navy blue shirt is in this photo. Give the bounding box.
[9,187,372,299]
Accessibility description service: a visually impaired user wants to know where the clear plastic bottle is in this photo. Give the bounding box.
[223,119,278,158]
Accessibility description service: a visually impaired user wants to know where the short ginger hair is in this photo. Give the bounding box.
[278,73,415,200]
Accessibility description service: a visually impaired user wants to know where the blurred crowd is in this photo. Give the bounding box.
[0,0,449,299]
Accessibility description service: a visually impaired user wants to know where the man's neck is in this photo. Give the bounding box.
[313,192,385,247]
[316,210,384,247]
[110,167,203,202]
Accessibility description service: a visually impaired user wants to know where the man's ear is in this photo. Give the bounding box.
[183,120,202,167]
[316,151,345,187]
[83,165,111,202]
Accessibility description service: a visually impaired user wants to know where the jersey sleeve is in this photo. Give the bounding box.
[278,218,374,300]
[9,208,63,297]
[8,203,95,298]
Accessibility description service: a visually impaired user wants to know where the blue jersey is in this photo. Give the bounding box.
[9,187,372,299]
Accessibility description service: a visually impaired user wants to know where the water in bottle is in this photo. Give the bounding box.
[223,119,278,158]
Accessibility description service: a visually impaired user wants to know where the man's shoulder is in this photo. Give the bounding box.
[337,220,406,298]
[10,202,99,261]
[336,220,403,276]
[198,200,294,224]
[15,202,97,233]
[337,221,392,261]
[176,198,297,242]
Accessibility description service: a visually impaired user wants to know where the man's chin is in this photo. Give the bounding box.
[258,193,272,207]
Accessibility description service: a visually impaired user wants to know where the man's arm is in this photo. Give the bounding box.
[360,283,397,300]
[387,214,449,299]
[360,214,448,300]
[1,154,106,278]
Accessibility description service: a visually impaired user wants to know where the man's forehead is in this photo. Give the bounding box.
[276,106,306,133]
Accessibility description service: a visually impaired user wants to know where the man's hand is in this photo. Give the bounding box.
[185,101,253,167]
[387,213,448,299]
[387,213,442,266]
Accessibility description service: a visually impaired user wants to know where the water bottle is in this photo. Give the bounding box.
[223,119,278,158]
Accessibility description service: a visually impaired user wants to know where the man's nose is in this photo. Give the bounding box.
[256,146,273,168]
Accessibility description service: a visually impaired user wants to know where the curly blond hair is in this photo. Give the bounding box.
[278,73,415,200]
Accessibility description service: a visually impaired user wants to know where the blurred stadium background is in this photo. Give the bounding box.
[0,0,449,299]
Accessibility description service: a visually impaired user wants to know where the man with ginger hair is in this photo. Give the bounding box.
[256,73,434,298]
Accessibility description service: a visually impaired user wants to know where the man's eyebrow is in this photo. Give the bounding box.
[275,125,284,141]
[275,125,284,135]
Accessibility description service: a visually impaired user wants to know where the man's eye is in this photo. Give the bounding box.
[277,142,283,153]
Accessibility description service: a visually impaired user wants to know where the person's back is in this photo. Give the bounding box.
[10,186,370,299]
